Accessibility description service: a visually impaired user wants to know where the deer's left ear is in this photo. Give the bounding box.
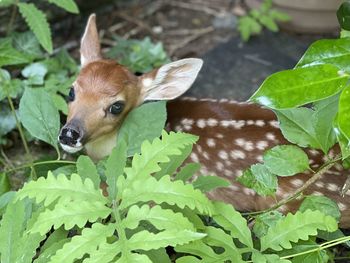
[138,58,203,103]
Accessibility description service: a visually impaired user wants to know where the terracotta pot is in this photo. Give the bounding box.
[245,0,342,33]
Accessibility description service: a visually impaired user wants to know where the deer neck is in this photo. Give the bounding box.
[84,130,118,161]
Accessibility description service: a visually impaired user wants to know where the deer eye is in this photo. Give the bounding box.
[68,88,75,102]
[109,101,125,115]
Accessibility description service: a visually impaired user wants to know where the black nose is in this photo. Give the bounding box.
[59,127,81,146]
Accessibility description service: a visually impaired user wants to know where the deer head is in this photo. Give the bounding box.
[58,14,203,160]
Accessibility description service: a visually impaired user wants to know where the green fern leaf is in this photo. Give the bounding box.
[213,202,253,248]
[260,210,338,251]
[83,242,121,263]
[18,3,52,53]
[34,238,70,263]
[174,162,201,182]
[122,131,198,188]
[49,223,116,263]
[16,172,107,207]
[176,256,201,263]
[176,240,222,262]
[117,253,152,263]
[128,229,206,251]
[30,200,111,235]
[120,175,214,215]
[16,232,46,263]
[122,204,195,231]
[47,0,79,13]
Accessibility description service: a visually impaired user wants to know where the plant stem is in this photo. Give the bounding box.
[242,155,341,217]
[112,200,129,257]
[6,95,38,179]
[6,0,19,35]
[3,160,76,174]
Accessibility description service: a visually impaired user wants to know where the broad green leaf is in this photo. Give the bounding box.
[250,64,349,109]
[0,172,10,195]
[0,0,15,7]
[193,175,230,192]
[338,85,350,140]
[12,31,43,59]
[35,238,70,263]
[40,227,68,252]
[253,211,284,238]
[120,131,198,189]
[51,93,68,114]
[155,143,193,179]
[21,62,48,85]
[213,202,253,248]
[30,201,111,235]
[0,200,26,263]
[19,88,60,148]
[0,38,31,66]
[292,251,328,263]
[51,165,76,176]
[120,175,214,215]
[77,155,100,189]
[337,2,350,30]
[299,196,341,221]
[297,39,350,72]
[122,204,195,231]
[237,164,277,196]
[117,253,152,263]
[143,248,171,263]
[18,3,53,53]
[16,172,107,207]
[48,0,79,13]
[118,101,167,156]
[0,70,24,100]
[49,223,115,263]
[105,139,127,200]
[128,229,205,251]
[274,104,337,154]
[174,162,201,182]
[260,210,338,251]
[0,103,16,138]
[263,145,309,176]
[15,232,45,263]
[334,118,350,159]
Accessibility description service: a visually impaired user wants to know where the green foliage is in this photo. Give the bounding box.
[48,0,79,14]
[337,1,350,30]
[238,0,290,41]
[106,37,170,73]
[299,196,341,222]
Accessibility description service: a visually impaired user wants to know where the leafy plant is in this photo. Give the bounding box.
[238,0,290,41]
[106,37,170,73]
[0,131,341,262]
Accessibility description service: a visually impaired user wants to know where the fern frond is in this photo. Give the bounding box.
[128,229,206,251]
[117,253,152,263]
[18,3,52,53]
[30,201,111,235]
[213,202,253,248]
[122,204,195,231]
[260,210,338,251]
[16,172,107,207]
[122,131,198,188]
[175,240,222,261]
[120,175,214,215]
[82,242,121,263]
[47,0,79,14]
[49,223,116,263]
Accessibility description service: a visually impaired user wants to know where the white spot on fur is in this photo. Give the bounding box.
[256,140,268,150]
[308,149,319,156]
[190,152,199,162]
[255,120,265,127]
[203,151,210,160]
[315,181,324,188]
[216,133,224,139]
[216,162,224,171]
[266,132,276,141]
[256,155,263,162]
[207,118,218,127]
[243,141,254,151]
[327,183,338,192]
[243,188,255,196]
[269,120,279,128]
[235,138,246,147]
[218,150,229,160]
[338,202,347,211]
[247,120,254,125]
[224,169,234,176]
[229,184,239,191]
[291,179,304,187]
[230,150,246,160]
[312,191,323,196]
[196,119,206,128]
[206,138,216,148]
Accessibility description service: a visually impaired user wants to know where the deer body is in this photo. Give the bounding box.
[59,14,350,228]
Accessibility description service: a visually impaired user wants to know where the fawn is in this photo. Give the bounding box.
[59,14,350,227]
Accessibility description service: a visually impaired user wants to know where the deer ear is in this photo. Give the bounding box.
[80,14,102,66]
[138,58,203,103]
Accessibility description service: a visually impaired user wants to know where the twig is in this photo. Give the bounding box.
[244,54,272,66]
[168,2,220,16]
[168,26,214,56]
[242,155,342,216]
[52,40,78,54]
[1,149,14,169]
[114,12,155,36]
[6,0,19,35]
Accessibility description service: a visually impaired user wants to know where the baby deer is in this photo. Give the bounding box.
[59,14,350,228]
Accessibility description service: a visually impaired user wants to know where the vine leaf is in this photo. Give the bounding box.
[19,88,60,149]
[18,3,52,53]
[260,210,338,251]
[77,155,100,188]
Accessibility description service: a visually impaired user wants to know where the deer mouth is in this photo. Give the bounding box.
[59,140,84,153]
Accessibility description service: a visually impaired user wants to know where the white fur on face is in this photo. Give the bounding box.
[59,138,83,153]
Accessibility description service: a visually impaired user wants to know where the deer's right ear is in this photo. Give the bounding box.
[80,14,102,66]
